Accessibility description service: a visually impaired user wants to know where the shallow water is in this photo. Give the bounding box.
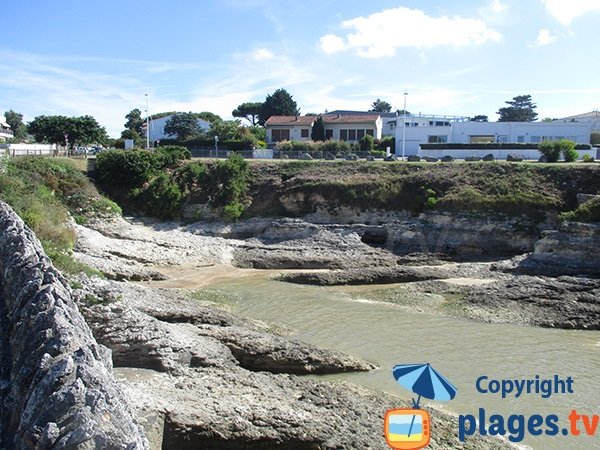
[172,268,600,450]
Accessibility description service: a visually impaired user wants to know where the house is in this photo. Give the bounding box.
[0,121,13,140]
[556,111,600,132]
[265,114,383,145]
[324,110,397,136]
[392,113,595,157]
[142,114,212,143]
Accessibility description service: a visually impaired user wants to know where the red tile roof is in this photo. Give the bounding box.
[265,116,315,126]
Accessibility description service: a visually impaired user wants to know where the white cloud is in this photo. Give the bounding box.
[490,0,510,14]
[541,0,600,25]
[252,48,275,61]
[319,7,502,58]
[534,28,558,46]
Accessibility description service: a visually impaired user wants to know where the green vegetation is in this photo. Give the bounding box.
[561,197,600,223]
[97,150,250,221]
[0,156,118,275]
[539,140,578,162]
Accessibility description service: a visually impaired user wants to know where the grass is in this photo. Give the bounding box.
[0,156,118,275]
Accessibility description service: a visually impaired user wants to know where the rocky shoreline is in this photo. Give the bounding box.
[64,213,541,449]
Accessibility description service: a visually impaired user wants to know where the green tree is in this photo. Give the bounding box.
[311,116,325,141]
[164,112,203,140]
[470,115,489,122]
[370,98,392,113]
[258,88,300,126]
[124,108,144,134]
[396,109,411,116]
[28,115,107,146]
[497,95,538,122]
[232,102,262,126]
[4,110,27,140]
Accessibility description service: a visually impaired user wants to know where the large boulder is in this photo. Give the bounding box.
[0,202,148,449]
[407,155,421,162]
[441,155,455,162]
[482,153,495,161]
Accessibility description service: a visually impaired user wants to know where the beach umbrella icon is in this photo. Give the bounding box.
[392,363,457,437]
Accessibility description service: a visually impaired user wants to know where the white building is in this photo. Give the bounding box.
[143,114,212,142]
[393,114,595,157]
[0,121,13,140]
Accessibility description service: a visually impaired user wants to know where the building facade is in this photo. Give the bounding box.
[143,114,212,142]
[0,121,13,140]
[265,114,382,145]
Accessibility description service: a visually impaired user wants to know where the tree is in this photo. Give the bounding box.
[124,108,144,134]
[370,98,392,113]
[470,115,489,122]
[232,102,262,126]
[497,95,538,122]
[27,115,107,146]
[311,116,325,141]
[258,88,300,126]
[164,112,203,140]
[396,109,411,116]
[4,110,27,140]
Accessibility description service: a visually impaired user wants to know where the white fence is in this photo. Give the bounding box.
[0,144,57,157]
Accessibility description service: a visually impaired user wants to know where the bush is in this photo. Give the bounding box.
[155,145,191,168]
[559,140,578,162]
[133,172,183,220]
[359,134,374,152]
[96,149,159,189]
[538,141,562,162]
[583,154,595,163]
[204,153,250,221]
[561,196,600,223]
[174,161,208,192]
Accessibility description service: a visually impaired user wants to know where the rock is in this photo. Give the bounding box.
[299,152,313,160]
[465,156,482,162]
[366,155,375,161]
[0,202,148,449]
[441,155,455,162]
[424,156,439,162]
[407,155,421,162]
[506,154,524,162]
[324,152,336,160]
[538,154,548,163]
[346,153,359,161]
[482,153,495,161]
[383,155,398,162]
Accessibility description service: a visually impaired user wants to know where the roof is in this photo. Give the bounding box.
[326,109,396,118]
[265,116,315,126]
[322,114,380,124]
[558,111,600,121]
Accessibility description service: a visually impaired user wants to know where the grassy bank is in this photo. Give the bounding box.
[0,156,121,275]
[245,161,600,220]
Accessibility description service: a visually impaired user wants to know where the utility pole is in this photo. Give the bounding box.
[145,93,150,149]
[402,91,408,161]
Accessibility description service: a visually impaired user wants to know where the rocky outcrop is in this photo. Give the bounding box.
[0,202,147,449]
[518,221,600,276]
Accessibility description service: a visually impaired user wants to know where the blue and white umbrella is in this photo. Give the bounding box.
[392,363,457,437]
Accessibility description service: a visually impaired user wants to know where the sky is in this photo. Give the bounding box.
[1,0,599,137]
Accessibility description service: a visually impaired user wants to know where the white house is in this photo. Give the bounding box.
[143,114,212,142]
[0,121,13,140]
[265,114,383,144]
[393,113,595,157]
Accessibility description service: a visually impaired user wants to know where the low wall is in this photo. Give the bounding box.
[419,147,597,160]
[0,202,147,449]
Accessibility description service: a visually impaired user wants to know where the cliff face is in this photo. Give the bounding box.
[0,202,147,449]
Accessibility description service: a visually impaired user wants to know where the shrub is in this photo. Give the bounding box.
[359,134,374,152]
[204,153,250,221]
[155,145,191,168]
[133,172,183,220]
[583,154,595,163]
[561,196,600,223]
[559,140,578,162]
[96,149,159,189]
[538,141,561,162]
[174,161,208,192]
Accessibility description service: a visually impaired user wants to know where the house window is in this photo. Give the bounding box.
[301,129,309,138]
[340,129,348,141]
[470,135,495,144]
[428,135,448,143]
[366,129,374,136]
[531,136,541,143]
[497,135,508,143]
[517,135,525,143]
[271,129,290,142]
[357,129,365,140]
[325,129,333,140]
[348,129,357,141]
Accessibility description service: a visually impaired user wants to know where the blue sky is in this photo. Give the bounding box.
[1,0,599,137]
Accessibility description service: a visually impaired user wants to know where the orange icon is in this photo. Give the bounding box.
[384,408,431,450]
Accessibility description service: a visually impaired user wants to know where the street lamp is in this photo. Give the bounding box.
[402,90,408,161]
[214,136,219,158]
